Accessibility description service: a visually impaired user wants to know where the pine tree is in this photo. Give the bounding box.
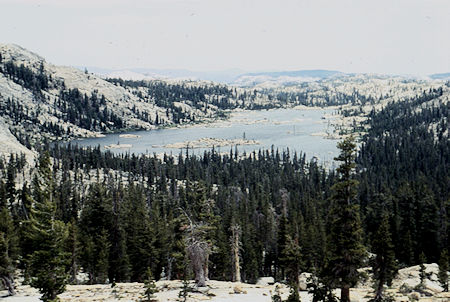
[277,214,289,281]
[370,214,398,301]
[326,136,366,302]
[0,207,19,296]
[96,229,111,284]
[79,183,113,284]
[5,156,17,215]
[307,275,338,302]
[109,187,130,283]
[281,235,302,289]
[438,249,449,292]
[178,260,193,302]
[142,267,158,302]
[286,283,300,302]
[25,152,69,301]
[66,219,81,284]
[178,278,191,302]
[123,184,154,281]
[271,284,282,302]
[418,252,427,287]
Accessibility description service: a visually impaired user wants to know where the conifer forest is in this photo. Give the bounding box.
[0,8,449,298]
[0,73,448,301]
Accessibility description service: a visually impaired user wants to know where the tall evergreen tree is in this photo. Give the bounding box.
[66,219,81,284]
[277,214,289,281]
[438,249,449,292]
[326,136,366,302]
[79,182,113,284]
[0,207,19,296]
[123,184,155,281]
[24,152,70,302]
[281,235,302,290]
[370,214,398,301]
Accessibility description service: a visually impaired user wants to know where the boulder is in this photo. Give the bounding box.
[408,291,421,301]
[233,285,247,294]
[299,281,308,291]
[394,296,409,302]
[423,279,444,293]
[256,277,275,286]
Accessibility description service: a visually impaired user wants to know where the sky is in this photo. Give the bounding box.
[1,0,449,75]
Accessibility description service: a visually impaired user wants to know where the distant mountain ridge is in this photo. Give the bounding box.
[430,72,450,80]
[87,67,344,84]
[242,69,343,79]
[83,65,450,87]
[83,66,244,83]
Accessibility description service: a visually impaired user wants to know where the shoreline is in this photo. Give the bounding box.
[66,105,342,141]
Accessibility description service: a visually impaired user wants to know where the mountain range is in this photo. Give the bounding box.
[85,66,449,85]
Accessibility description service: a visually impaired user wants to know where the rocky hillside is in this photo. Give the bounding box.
[0,44,448,159]
[0,44,253,149]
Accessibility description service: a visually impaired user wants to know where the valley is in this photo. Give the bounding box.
[0,44,448,302]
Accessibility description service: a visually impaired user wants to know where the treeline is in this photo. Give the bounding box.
[57,89,124,131]
[107,78,241,122]
[1,61,50,94]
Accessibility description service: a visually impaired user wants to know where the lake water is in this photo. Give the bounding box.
[65,108,339,163]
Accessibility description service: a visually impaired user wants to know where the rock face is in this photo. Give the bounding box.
[393,263,442,289]
[0,117,35,161]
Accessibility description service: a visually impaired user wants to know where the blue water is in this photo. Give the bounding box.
[64,108,338,163]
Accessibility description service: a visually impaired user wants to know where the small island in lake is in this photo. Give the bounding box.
[119,134,141,138]
[104,143,132,150]
[163,137,260,149]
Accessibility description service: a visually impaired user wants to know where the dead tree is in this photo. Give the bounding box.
[180,207,211,287]
[230,224,242,282]
[1,274,16,296]
[186,239,209,287]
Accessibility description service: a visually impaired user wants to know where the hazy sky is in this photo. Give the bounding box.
[1,0,449,75]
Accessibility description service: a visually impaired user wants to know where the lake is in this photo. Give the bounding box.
[65,108,339,163]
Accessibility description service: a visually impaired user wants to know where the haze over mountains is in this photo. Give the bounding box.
[85,66,449,86]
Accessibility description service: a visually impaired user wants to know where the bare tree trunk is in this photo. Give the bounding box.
[187,241,208,287]
[167,256,173,281]
[341,285,350,302]
[230,224,241,282]
[71,253,78,284]
[1,275,16,296]
[204,253,209,281]
[374,279,384,301]
[196,265,206,287]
